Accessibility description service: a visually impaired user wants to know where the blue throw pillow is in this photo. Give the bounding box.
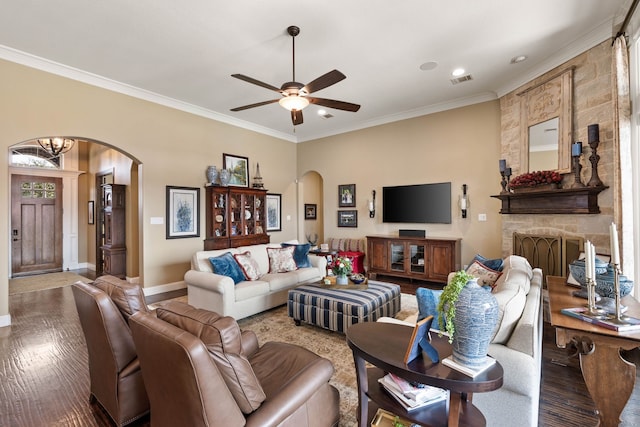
[470,254,504,272]
[281,243,311,268]
[416,288,443,329]
[209,252,246,284]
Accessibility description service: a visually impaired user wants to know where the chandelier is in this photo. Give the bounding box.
[37,137,76,156]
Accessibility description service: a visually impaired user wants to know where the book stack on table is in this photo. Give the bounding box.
[377,373,448,412]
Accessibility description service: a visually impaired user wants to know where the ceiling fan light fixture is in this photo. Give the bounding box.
[37,137,75,156]
[279,95,309,111]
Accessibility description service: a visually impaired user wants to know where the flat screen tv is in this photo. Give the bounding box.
[382,182,451,224]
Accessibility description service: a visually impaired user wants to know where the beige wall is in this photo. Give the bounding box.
[0,59,298,321]
[298,101,503,265]
[500,40,616,256]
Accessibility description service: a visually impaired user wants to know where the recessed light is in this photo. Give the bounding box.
[419,61,438,71]
[317,109,327,116]
[452,68,466,77]
[510,55,528,64]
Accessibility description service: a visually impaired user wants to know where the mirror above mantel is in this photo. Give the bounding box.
[518,67,573,174]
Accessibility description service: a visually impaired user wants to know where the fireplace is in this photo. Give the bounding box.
[512,233,583,285]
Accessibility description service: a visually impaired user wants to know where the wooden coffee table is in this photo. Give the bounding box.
[346,322,503,427]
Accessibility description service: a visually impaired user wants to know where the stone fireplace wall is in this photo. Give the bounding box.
[499,40,617,265]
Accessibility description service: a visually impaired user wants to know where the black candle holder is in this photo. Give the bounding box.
[500,168,512,193]
[571,155,586,188]
[587,140,603,187]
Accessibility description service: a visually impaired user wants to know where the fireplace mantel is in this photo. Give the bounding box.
[491,186,608,214]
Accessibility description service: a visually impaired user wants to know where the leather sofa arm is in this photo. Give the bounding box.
[184,270,235,295]
[246,357,335,427]
[241,330,260,357]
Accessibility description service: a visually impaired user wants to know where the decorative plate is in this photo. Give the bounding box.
[245,209,251,220]
[215,214,224,222]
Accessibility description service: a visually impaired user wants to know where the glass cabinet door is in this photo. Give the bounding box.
[410,244,426,274]
[390,243,405,272]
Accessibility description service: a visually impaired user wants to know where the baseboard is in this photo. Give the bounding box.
[143,280,186,296]
[0,314,12,328]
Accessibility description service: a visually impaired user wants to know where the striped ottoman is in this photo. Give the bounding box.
[287,281,401,333]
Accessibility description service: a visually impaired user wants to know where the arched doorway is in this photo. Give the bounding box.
[8,138,142,280]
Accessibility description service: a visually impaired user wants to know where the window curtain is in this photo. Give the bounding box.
[612,35,635,291]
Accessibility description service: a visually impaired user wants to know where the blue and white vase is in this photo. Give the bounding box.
[336,274,348,285]
[452,278,499,367]
[206,165,218,185]
[219,169,231,186]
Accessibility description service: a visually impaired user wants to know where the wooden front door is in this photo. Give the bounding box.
[11,174,63,277]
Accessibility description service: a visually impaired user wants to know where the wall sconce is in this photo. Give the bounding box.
[369,190,376,218]
[461,184,468,218]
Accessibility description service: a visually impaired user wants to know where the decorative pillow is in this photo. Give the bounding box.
[209,252,247,284]
[281,242,312,268]
[233,251,261,280]
[93,275,149,321]
[416,288,443,329]
[466,260,502,288]
[470,254,504,272]
[156,301,266,414]
[267,246,297,273]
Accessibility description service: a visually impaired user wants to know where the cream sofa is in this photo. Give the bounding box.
[184,241,327,320]
[381,255,543,427]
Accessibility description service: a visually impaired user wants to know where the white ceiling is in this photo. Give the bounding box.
[0,0,630,143]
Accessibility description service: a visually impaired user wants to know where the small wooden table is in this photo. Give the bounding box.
[547,275,640,427]
[346,322,503,427]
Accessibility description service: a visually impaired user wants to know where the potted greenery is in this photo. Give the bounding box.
[436,270,474,343]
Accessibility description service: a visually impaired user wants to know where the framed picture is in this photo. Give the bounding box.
[338,184,356,207]
[338,210,358,227]
[166,186,200,239]
[266,193,282,231]
[305,203,317,220]
[223,153,249,187]
[88,200,95,225]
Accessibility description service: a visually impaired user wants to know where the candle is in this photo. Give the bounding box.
[610,222,620,265]
[571,142,582,157]
[505,167,512,176]
[584,241,591,281]
[499,159,506,172]
[588,124,599,144]
[590,242,596,281]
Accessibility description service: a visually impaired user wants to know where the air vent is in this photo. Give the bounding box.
[450,74,473,85]
[320,112,334,119]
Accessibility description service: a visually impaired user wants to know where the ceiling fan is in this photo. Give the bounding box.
[230,25,360,126]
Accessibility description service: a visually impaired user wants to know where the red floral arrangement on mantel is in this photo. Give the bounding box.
[510,170,562,189]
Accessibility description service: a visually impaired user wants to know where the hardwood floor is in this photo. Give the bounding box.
[1,277,639,426]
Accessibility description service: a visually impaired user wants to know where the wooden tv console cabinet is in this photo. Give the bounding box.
[367,235,461,283]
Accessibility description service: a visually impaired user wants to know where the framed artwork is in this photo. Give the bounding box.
[338,184,356,207]
[338,210,358,227]
[305,203,317,220]
[88,201,95,225]
[223,153,249,187]
[266,193,282,231]
[166,186,200,239]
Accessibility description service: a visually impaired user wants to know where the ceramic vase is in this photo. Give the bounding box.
[336,274,348,285]
[219,169,231,186]
[206,166,218,185]
[452,278,499,367]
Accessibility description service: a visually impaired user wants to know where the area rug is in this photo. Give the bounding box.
[150,293,418,426]
[8,272,91,295]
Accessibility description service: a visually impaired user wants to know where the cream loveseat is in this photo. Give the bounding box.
[185,241,326,320]
[381,255,543,427]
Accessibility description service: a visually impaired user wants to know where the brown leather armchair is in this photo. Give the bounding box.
[129,302,340,427]
[72,280,150,426]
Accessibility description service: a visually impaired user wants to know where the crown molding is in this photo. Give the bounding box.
[0,45,297,143]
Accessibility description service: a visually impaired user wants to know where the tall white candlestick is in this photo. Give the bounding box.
[590,242,596,281]
[585,240,592,281]
[610,222,620,265]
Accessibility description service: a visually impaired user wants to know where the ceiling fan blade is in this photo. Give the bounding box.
[302,70,346,94]
[291,109,303,125]
[308,97,361,112]
[230,99,280,112]
[231,74,283,93]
